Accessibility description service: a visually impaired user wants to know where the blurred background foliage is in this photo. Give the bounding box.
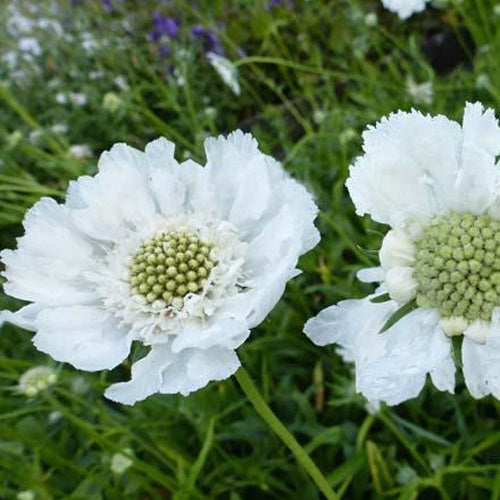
[1,0,500,498]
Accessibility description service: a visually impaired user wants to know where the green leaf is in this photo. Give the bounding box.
[378,299,418,334]
[370,293,391,304]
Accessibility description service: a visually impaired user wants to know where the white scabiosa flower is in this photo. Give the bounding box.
[305,103,500,405]
[381,0,430,19]
[1,131,319,405]
[18,366,57,397]
[207,53,241,96]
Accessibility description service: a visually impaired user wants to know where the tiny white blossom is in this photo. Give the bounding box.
[102,92,122,113]
[17,491,35,500]
[18,37,41,56]
[207,53,241,96]
[406,77,433,105]
[365,13,378,27]
[50,123,68,136]
[69,92,87,107]
[1,132,319,404]
[111,450,133,474]
[18,366,57,397]
[305,103,500,405]
[55,92,68,105]
[68,144,92,160]
[113,76,129,90]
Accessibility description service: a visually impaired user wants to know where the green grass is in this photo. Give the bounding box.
[1,0,500,498]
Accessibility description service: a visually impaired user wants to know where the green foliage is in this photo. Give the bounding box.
[1,0,500,498]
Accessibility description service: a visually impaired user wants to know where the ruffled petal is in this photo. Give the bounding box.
[0,303,43,331]
[104,344,172,405]
[1,198,97,306]
[462,312,500,398]
[69,143,157,242]
[346,109,462,226]
[144,137,189,217]
[172,317,250,353]
[32,305,131,371]
[161,346,240,396]
[454,102,500,215]
[304,298,454,405]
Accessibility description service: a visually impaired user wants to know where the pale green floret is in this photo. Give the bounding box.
[414,213,500,322]
[129,231,216,307]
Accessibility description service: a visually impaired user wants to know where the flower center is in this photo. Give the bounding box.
[129,230,216,308]
[414,213,500,321]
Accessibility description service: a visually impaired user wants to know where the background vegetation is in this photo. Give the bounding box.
[1,0,499,498]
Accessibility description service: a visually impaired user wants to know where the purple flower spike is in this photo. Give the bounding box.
[191,25,224,55]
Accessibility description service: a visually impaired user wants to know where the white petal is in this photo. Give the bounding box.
[144,138,188,217]
[454,102,500,214]
[385,266,417,303]
[172,318,250,353]
[0,303,42,331]
[357,309,453,405]
[346,109,462,226]
[379,229,415,270]
[104,344,172,405]
[69,143,157,242]
[32,305,130,371]
[357,267,385,283]
[160,346,240,396]
[464,319,490,344]
[305,298,454,405]
[462,324,500,399]
[1,198,97,306]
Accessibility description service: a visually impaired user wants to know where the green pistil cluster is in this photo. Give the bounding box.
[129,231,215,307]
[414,213,500,321]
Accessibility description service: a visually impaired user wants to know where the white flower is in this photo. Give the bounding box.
[18,366,57,397]
[102,92,122,113]
[364,13,378,27]
[17,491,35,500]
[68,144,92,160]
[69,92,87,107]
[381,0,430,19]
[207,53,241,96]
[18,37,41,57]
[55,92,68,105]
[110,450,133,474]
[406,77,433,105]
[305,103,500,404]
[1,132,319,405]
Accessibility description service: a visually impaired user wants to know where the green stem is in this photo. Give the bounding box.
[235,367,338,500]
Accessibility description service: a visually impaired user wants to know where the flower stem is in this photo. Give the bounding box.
[235,367,338,500]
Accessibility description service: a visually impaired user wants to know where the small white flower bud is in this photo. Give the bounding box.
[379,230,415,271]
[440,317,468,337]
[385,266,418,303]
[111,450,133,475]
[464,320,490,345]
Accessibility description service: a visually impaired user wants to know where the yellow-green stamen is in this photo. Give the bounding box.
[414,213,500,321]
[129,231,216,307]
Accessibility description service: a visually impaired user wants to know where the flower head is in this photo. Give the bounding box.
[2,132,319,404]
[18,366,57,397]
[305,103,500,405]
[381,0,430,19]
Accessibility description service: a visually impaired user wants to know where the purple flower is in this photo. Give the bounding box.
[151,12,180,39]
[191,25,223,55]
[101,0,113,11]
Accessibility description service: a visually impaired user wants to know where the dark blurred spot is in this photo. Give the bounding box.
[423,27,474,75]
